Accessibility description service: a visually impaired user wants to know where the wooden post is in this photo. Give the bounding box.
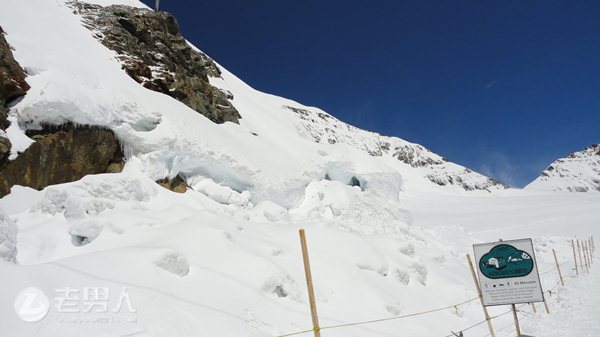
[552,249,564,286]
[466,254,496,337]
[578,240,589,274]
[530,302,537,313]
[581,240,585,269]
[583,240,588,266]
[587,239,594,263]
[584,240,589,265]
[572,239,579,276]
[585,241,592,266]
[542,297,550,314]
[583,241,590,270]
[299,229,321,337]
[511,304,522,337]
[585,240,591,271]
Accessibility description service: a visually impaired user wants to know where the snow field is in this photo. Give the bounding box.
[1,171,598,336]
[0,0,598,336]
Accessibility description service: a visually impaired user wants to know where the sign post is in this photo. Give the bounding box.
[511,304,522,337]
[473,238,544,337]
[466,254,496,337]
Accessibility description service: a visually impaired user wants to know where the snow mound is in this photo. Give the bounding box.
[33,173,157,219]
[249,201,289,222]
[154,250,190,277]
[261,275,301,300]
[69,219,109,246]
[292,180,413,235]
[189,177,251,207]
[0,208,17,262]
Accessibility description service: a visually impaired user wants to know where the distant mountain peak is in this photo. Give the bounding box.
[526,144,600,192]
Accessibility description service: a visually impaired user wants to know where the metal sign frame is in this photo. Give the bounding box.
[473,238,544,306]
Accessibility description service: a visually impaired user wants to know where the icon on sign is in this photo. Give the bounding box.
[479,244,534,279]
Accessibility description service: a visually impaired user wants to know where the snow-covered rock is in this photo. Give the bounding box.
[154,250,190,277]
[526,144,600,192]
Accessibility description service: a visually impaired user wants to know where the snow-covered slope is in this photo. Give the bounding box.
[0,0,504,202]
[0,1,599,337]
[526,144,600,192]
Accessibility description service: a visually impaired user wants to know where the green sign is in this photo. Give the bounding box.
[478,244,534,279]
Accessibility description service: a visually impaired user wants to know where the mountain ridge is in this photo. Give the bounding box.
[526,144,600,192]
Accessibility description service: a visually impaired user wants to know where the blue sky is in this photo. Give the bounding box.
[141,0,600,187]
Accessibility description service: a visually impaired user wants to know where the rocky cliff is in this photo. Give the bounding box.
[526,144,600,192]
[0,26,123,197]
[73,3,241,124]
[1,2,241,196]
[0,26,30,160]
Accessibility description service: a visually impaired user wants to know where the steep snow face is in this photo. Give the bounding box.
[526,144,600,192]
[275,104,506,191]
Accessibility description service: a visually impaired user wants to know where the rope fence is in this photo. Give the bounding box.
[278,297,480,337]
[278,235,595,337]
[479,304,529,337]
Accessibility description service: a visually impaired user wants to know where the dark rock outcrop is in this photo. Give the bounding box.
[0,125,123,197]
[1,27,30,120]
[392,144,446,167]
[73,3,240,124]
[1,26,30,159]
[0,136,9,162]
[156,175,188,193]
[1,26,127,197]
